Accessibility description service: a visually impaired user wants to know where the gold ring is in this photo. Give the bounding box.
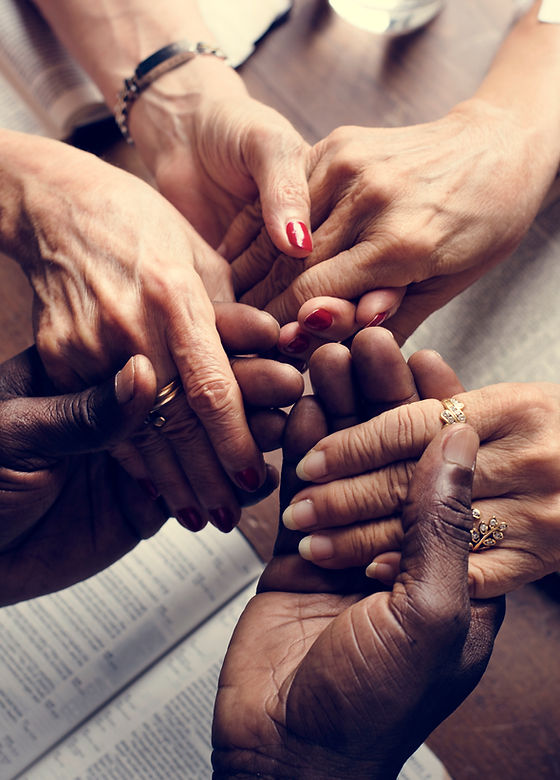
[440,398,467,425]
[145,377,183,429]
[469,508,507,552]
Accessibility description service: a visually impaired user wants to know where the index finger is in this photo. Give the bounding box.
[167,275,266,493]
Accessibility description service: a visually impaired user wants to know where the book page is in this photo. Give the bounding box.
[0,0,106,137]
[18,584,258,780]
[0,523,262,780]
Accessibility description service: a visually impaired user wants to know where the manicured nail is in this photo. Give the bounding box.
[284,334,310,354]
[443,426,478,470]
[282,499,316,530]
[366,311,389,328]
[299,534,335,562]
[235,467,261,492]
[304,308,334,331]
[138,478,159,501]
[286,221,313,252]
[296,449,328,481]
[210,507,236,533]
[115,357,136,404]
[176,508,206,532]
[365,561,398,582]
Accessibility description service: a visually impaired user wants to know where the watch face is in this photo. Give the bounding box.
[539,0,560,23]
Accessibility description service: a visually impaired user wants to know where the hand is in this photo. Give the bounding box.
[128,58,312,255]
[0,324,302,605]
[213,393,504,778]
[7,136,303,530]
[0,347,163,605]
[230,99,555,343]
[282,328,560,597]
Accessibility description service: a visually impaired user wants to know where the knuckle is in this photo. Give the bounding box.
[186,373,237,422]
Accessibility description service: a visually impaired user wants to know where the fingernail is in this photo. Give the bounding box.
[115,357,136,404]
[299,534,335,562]
[304,308,334,331]
[282,499,316,530]
[176,508,206,532]
[235,467,261,492]
[210,507,236,533]
[366,311,389,328]
[296,450,328,481]
[284,334,310,354]
[443,426,478,470]
[365,561,398,582]
[138,479,159,501]
[286,221,312,252]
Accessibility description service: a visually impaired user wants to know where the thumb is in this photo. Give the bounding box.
[0,355,157,470]
[397,424,479,623]
[248,131,313,259]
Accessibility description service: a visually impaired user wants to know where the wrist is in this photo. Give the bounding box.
[128,57,246,167]
[449,97,560,202]
[212,740,401,780]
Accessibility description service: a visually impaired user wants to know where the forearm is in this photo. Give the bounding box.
[33,0,224,103]
[463,1,560,181]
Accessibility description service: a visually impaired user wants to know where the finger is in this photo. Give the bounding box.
[231,227,281,297]
[351,328,420,417]
[282,460,414,532]
[355,287,407,329]
[217,200,264,261]
[262,244,388,325]
[277,321,325,362]
[394,425,479,632]
[308,343,360,431]
[408,349,466,399]
[214,302,280,354]
[247,409,288,452]
[294,397,443,484]
[168,274,266,492]
[138,393,240,533]
[130,424,208,532]
[0,354,156,470]
[249,132,313,259]
[298,297,359,342]
[232,357,304,409]
[275,396,329,556]
[298,516,403,568]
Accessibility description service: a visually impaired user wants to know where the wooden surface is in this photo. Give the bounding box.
[1,1,559,777]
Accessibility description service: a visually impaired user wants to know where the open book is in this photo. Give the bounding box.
[0,517,450,780]
[0,0,293,138]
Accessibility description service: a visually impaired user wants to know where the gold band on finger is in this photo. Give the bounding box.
[469,508,507,552]
[145,377,183,429]
[440,398,467,426]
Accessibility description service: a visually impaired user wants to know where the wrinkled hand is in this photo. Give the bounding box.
[283,327,560,597]
[213,392,503,778]
[13,139,304,531]
[0,317,302,604]
[231,99,554,344]
[128,59,311,255]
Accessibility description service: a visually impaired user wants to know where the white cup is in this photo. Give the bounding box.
[328,0,445,35]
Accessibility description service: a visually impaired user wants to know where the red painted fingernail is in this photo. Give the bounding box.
[210,507,236,533]
[138,479,159,500]
[235,468,261,492]
[366,311,389,328]
[284,334,310,354]
[304,308,334,331]
[286,221,313,252]
[176,508,206,532]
